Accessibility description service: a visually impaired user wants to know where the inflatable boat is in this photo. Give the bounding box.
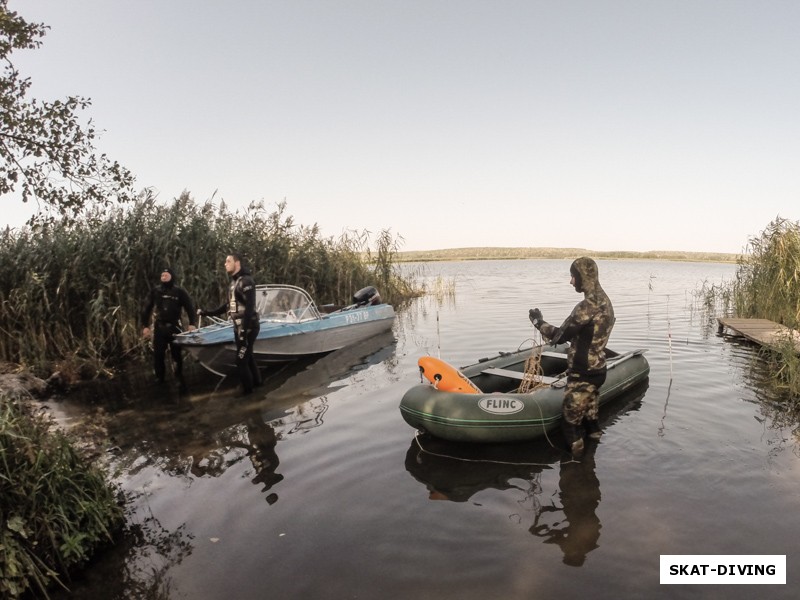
[399,343,649,443]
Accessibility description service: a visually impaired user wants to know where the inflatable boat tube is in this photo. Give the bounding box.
[418,356,482,394]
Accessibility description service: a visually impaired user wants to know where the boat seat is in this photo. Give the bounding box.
[541,351,568,359]
[481,368,559,385]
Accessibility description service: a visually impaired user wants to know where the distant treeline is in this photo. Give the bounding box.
[0,193,416,373]
[395,247,741,263]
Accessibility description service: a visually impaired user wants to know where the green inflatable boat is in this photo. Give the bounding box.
[400,343,649,443]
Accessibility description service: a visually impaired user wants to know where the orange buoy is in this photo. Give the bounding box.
[418,356,482,394]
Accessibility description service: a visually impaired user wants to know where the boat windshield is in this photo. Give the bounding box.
[255,285,321,322]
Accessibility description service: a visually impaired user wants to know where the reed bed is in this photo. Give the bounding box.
[0,393,124,599]
[733,217,800,329]
[734,218,800,397]
[0,193,420,374]
[699,217,800,399]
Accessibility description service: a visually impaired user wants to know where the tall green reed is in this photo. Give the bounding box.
[700,217,800,398]
[733,216,800,329]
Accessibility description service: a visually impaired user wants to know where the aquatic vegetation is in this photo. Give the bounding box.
[0,393,124,599]
[733,218,800,397]
[698,217,800,398]
[424,275,457,305]
[733,217,800,328]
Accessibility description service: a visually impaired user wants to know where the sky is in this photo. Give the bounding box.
[5,0,799,254]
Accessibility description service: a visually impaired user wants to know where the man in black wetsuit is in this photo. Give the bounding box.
[199,253,261,394]
[141,267,197,390]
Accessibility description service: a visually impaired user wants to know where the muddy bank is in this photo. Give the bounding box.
[0,362,123,462]
[0,362,50,399]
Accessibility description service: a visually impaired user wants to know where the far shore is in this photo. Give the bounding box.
[394,247,742,264]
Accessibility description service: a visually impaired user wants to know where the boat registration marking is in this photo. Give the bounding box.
[478,397,524,415]
[344,311,369,325]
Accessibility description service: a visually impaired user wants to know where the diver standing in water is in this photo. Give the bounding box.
[529,257,615,459]
[141,267,197,392]
[199,253,262,394]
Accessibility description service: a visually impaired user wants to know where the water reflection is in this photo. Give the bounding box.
[405,435,562,503]
[228,411,283,504]
[52,505,194,600]
[404,381,648,566]
[529,441,600,567]
[103,331,396,502]
[717,333,800,447]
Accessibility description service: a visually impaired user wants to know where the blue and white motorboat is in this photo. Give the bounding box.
[174,284,395,376]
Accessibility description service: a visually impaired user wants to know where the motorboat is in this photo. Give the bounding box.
[174,284,394,376]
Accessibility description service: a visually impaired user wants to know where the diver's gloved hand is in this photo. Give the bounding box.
[529,308,543,326]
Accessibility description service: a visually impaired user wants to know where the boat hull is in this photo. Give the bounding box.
[399,344,649,443]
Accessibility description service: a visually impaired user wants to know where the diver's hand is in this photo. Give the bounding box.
[529,308,543,327]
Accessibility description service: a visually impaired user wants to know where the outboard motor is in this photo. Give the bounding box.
[353,286,381,306]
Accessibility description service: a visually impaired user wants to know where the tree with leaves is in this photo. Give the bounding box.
[1,1,135,223]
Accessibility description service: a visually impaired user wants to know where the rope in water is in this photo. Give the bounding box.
[413,430,578,466]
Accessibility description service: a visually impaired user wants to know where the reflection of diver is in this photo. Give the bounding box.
[244,415,283,504]
[529,440,601,566]
[224,413,283,505]
[404,382,648,566]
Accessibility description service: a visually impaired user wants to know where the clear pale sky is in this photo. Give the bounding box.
[6,0,799,253]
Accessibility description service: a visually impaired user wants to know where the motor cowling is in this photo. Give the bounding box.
[353,286,381,306]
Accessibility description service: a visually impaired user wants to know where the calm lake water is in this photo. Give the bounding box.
[55,259,799,599]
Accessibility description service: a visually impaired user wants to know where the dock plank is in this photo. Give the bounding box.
[717,317,800,353]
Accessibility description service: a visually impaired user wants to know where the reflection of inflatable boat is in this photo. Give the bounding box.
[404,381,648,503]
[400,343,649,443]
[405,435,563,502]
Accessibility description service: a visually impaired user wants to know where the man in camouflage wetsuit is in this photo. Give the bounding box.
[529,257,615,459]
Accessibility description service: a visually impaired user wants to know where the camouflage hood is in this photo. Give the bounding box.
[570,257,602,297]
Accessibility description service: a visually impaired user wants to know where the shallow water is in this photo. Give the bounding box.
[55,259,798,599]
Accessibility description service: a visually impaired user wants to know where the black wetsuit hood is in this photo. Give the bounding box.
[162,267,177,288]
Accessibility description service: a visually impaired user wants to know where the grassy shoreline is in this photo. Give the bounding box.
[394,247,741,264]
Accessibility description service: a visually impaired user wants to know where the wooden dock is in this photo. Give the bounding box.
[717,317,800,353]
